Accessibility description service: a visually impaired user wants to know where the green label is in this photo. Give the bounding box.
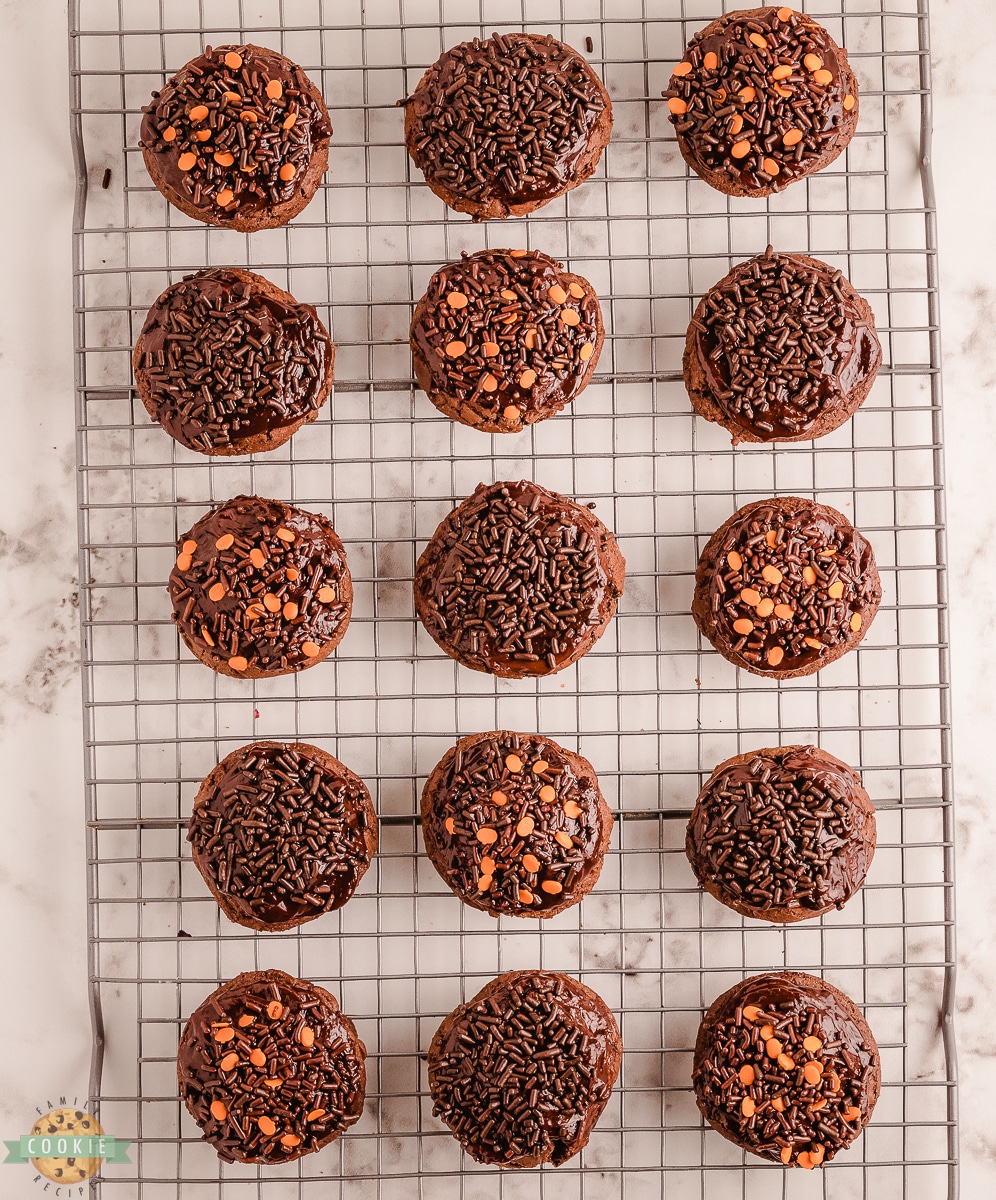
[3,1135,131,1164]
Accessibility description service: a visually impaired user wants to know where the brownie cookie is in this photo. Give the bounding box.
[414,480,625,678]
[421,731,612,919]
[177,970,366,1164]
[685,248,881,443]
[428,970,622,1167]
[134,268,334,456]
[686,746,876,922]
[411,249,603,433]
[664,7,859,197]
[693,971,880,1168]
[692,497,881,678]
[402,33,612,219]
[168,495,352,678]
[140,44,331,230]
[188,741,377,931]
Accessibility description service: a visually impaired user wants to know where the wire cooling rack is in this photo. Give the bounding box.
[70,0,957,1196]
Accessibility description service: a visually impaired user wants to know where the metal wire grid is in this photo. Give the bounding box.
[69,0,956,1196]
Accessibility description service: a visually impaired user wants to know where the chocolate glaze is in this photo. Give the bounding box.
[411,250,602,432]
[694,971,880,1166]
[413,480,625,678]
[421,731,612,918]
[427,970,621,1168]
[404,33,610,214]
[694,497,881,677]
[686,745,876,921]
[188,741,377,929]
[665,8,857,195]
[177,970,365,1164]
[689,251,881,441]
[135,269,333,453]
[140,44,331,225]
[168,495,351,677]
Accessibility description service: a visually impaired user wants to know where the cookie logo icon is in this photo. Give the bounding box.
[29,1109,104,1184]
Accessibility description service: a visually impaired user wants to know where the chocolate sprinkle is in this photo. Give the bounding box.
[136,269,332,453]
[686,747,875,917]
[429,971,620,1167]
[178,972,365,1164]
[189,743,375,926]
[664,7,855,192]
[688,248,881,441]
[404,33,608,208]
[414,480,623,678]
[140,44,331,219]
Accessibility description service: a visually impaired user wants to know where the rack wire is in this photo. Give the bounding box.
[70,0,957,1196]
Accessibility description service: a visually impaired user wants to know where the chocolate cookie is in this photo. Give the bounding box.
[411,249,603,433]
[421,731,612,918]
[685,249,881,443]
[693,971,880,1168]
[168,495,352,678]
[134,268,334,456]
[692,497,881,678]
[188,741,377,931]
[414,480,625,678]
[177,969,366,1164]
[140,44,331,230]
[664,7,859,197]
[428,970,621,1167]
[686,746,876,922]
[402,33,612,219]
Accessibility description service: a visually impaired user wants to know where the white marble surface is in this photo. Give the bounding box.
[0,0,993,1195]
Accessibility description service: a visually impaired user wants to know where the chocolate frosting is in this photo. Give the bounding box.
[413,480,624,678]
[421,731,611,918]
[140,44,331,222]
[177,970,365,1164]
[665,7,856,193]
[404,33,609,208]
[411,249,601,428]
[694,971,880,1167]
[168,495,351,676]
[428,970,621,1168]
[135,269,333,453]
[689,250,881,441]
[188,741,376,928]
[686,745,876,920]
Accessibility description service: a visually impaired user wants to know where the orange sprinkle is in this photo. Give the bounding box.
[301,641,321,657]
[811,1097,827,1111]
[258,1116,276,1137]
[213,1026,235,1043]
[561,309,581,327]
[729,114,744,136]
[765,1038,783,1058]
[195,128,211,140]
[778,1053,795,1071]
[445,817,455,835]
[518,888,534,904]
[228,656,248,672]
[519,369,537,389]
[219,1052,239,1071]
[214,533,234,551]
[447,291,468,309]
[280,1133,301,1147]
[772,65,793,81]
[266,79,283,100]
[804,637,823,650]
[731,140,751,159]
[162,125,177,142]
[555,831,573,849]
[739,86,756,102]
[279,163,297,181]
[844,94,856,111]
[763,157,780,176]
[569,282,586,299]
[762,564,783,586]
[477,875,493,891]
[539,785,556,803]
[774,604,795,621]
[804,53,824,72]
[739,1064,755,1086]
[814,69,833,85]
[803,1036,823,1053]
[767,646,785,667]
[445,340,466,358]
[299,1026,315,1047]
[509,248,528,258]
[216,188,234,207]
[282,602,298,620]
[531,760,549,774]
[516,816,535,837]
[238,1014,255,1027]
[210,1100,228,1120]
[500,289,517,301]
[549,284,568,304]
[772,1096,787,1112]
[250,547,266,568]
[222,90,241,104]
[522,854,541,873]
[783,128,804,146]
[749,33,768,48]
[541,880,563,895]
[208,583,226,602]
[844,1105,862,1122]
[828,580,845,599]
[285,568,300,582]
[263,594,281,613]
[213,151,235,167]
[673,62,693,77]
[478,374,498,393]
[781,1146,792,1164]
[249,1048,266,1066]
[667,97,687,115]
[742,1006,762,1022]
[802,565,817,584]
[733,618,754,636]
[850,613,863,632]
[506,754,524,773]
[563,800,582,819]
[741,1096,756,1117]
[797,1152,814,1170]
[777,6,794,19]
[774,84,793,98]
[177,151,197,171]
[476,827,498,845]
[503,405,521,422]
[703,51,719,70]
[283,112,298,129]
[225,51,243,70]
[267,1001,283,1020]
[811,1144,825,1164]
[760,1025,775,1040]
[755,597,775,618]
[480,341,500,358]
[579,342,595,361]
[175,552,193,572]
[189,104,209,121]
[306,1109,325,1122]
[479,857,496,876]
[317,586,336,603]
[490,790,507,806]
